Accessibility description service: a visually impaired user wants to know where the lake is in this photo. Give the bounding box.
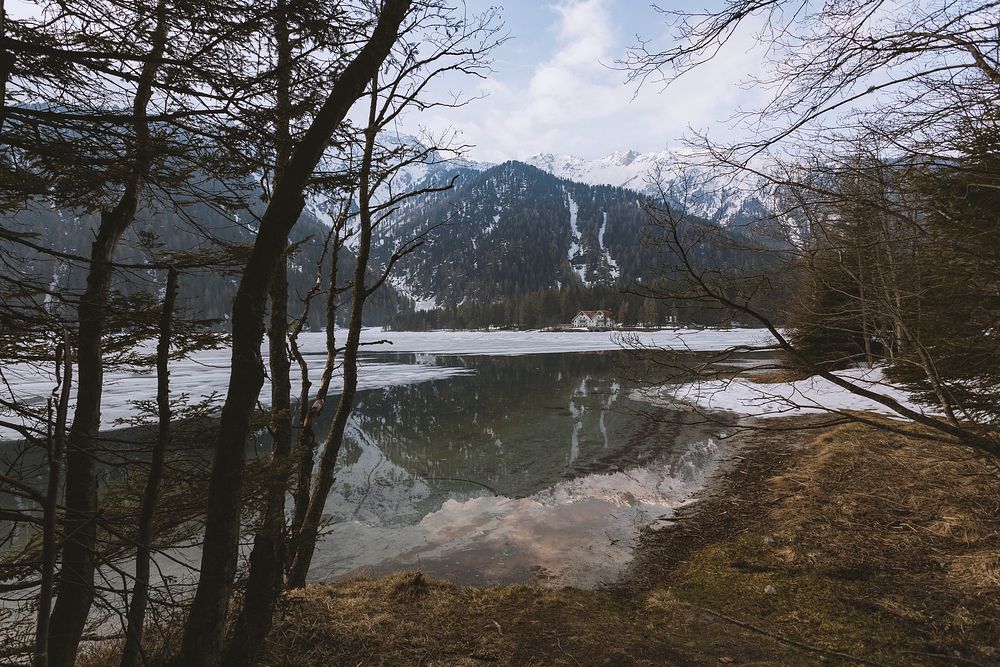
[290,349,726,588]
[2,330,769,596]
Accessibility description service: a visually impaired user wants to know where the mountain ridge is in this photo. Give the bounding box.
[385,139,769,229]
[370,160,761,313]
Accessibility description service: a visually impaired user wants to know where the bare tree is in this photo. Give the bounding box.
[220,6,502,663]
[624,0,1000,163]
[174,3,415,664]
[33,330,72,667]
[45,5,173,660]
[284,0,502,591]
[622,0,1000,459]
[118,266,177,667]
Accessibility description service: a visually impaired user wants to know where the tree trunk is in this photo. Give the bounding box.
[34,332,72,667]
[119,267,177,667]
[219,0,295,660]
[287,84,378,588]
[286,239,369,588]
[46,3,167,662]
[0,0,14,134]
[176,5,410,664]
[219,259,291,667]
[289,245,339,555]
[46,205,138,667]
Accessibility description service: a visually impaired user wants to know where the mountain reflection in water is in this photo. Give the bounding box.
[294,351,725,587]
[0,350,727,591]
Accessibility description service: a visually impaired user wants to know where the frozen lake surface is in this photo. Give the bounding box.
[0,327,773,438]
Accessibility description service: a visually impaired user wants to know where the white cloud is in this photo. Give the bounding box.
[412,1,773,162]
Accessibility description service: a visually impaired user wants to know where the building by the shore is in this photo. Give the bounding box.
[571,310,615,330]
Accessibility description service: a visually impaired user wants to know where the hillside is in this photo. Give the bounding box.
[372,160,769,314]
[6,193,410,328]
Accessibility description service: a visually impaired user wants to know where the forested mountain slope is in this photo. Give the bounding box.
[6,194,410,328]
[371,160,767,311]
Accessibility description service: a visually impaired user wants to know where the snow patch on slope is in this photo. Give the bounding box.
[597,211,619,280]
[390,275,437,312]
[564,190,589,286]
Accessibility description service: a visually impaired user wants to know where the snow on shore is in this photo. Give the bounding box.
[636,366,938,419]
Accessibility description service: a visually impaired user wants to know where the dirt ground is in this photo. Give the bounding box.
[250,419,999,666]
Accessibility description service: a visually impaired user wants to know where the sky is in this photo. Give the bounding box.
[409,1,773,162]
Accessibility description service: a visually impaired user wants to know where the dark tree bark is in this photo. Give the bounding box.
[119,266,178,667]
[0,0,14,134]
[46,202,139,667]
[34,332,72,667]
[221,4,294,649]
[289,239,341,547]
[218,261,291,667]
[176,3,411,665]
[46,5,168,663]
[286,79,378,588]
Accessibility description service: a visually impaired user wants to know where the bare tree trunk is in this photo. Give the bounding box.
[45,4,168,663]
[176,5,410,664]
[219,0,294,660]
[0,0,14,134]
[289,245,340,552]
[287,80,378,589]
[219,262,291,667]
[46,220,122,667]
[285,243,368,588]
[855,244,874,366]
[34,332,72,667]
[119,266,177,667]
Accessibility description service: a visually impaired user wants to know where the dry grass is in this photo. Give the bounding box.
[258,572,692,666]
[260,570,829,666]
[659,421,1000,665]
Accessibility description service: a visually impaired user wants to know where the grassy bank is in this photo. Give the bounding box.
[80,419,998,666]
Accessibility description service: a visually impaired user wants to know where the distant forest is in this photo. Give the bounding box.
[390,283,752,330]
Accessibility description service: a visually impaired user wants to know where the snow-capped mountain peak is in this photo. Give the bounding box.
[521,148,677,192]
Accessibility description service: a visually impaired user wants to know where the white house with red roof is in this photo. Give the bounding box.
[571,309,615,330]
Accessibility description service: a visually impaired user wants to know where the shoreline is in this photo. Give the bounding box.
[619,416,817,596]
[244,415,998,667]
[75,414,999,666]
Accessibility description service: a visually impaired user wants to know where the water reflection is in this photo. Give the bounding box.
[323,353,667,508]
[300,351,725,586]
[2,350,728,589]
